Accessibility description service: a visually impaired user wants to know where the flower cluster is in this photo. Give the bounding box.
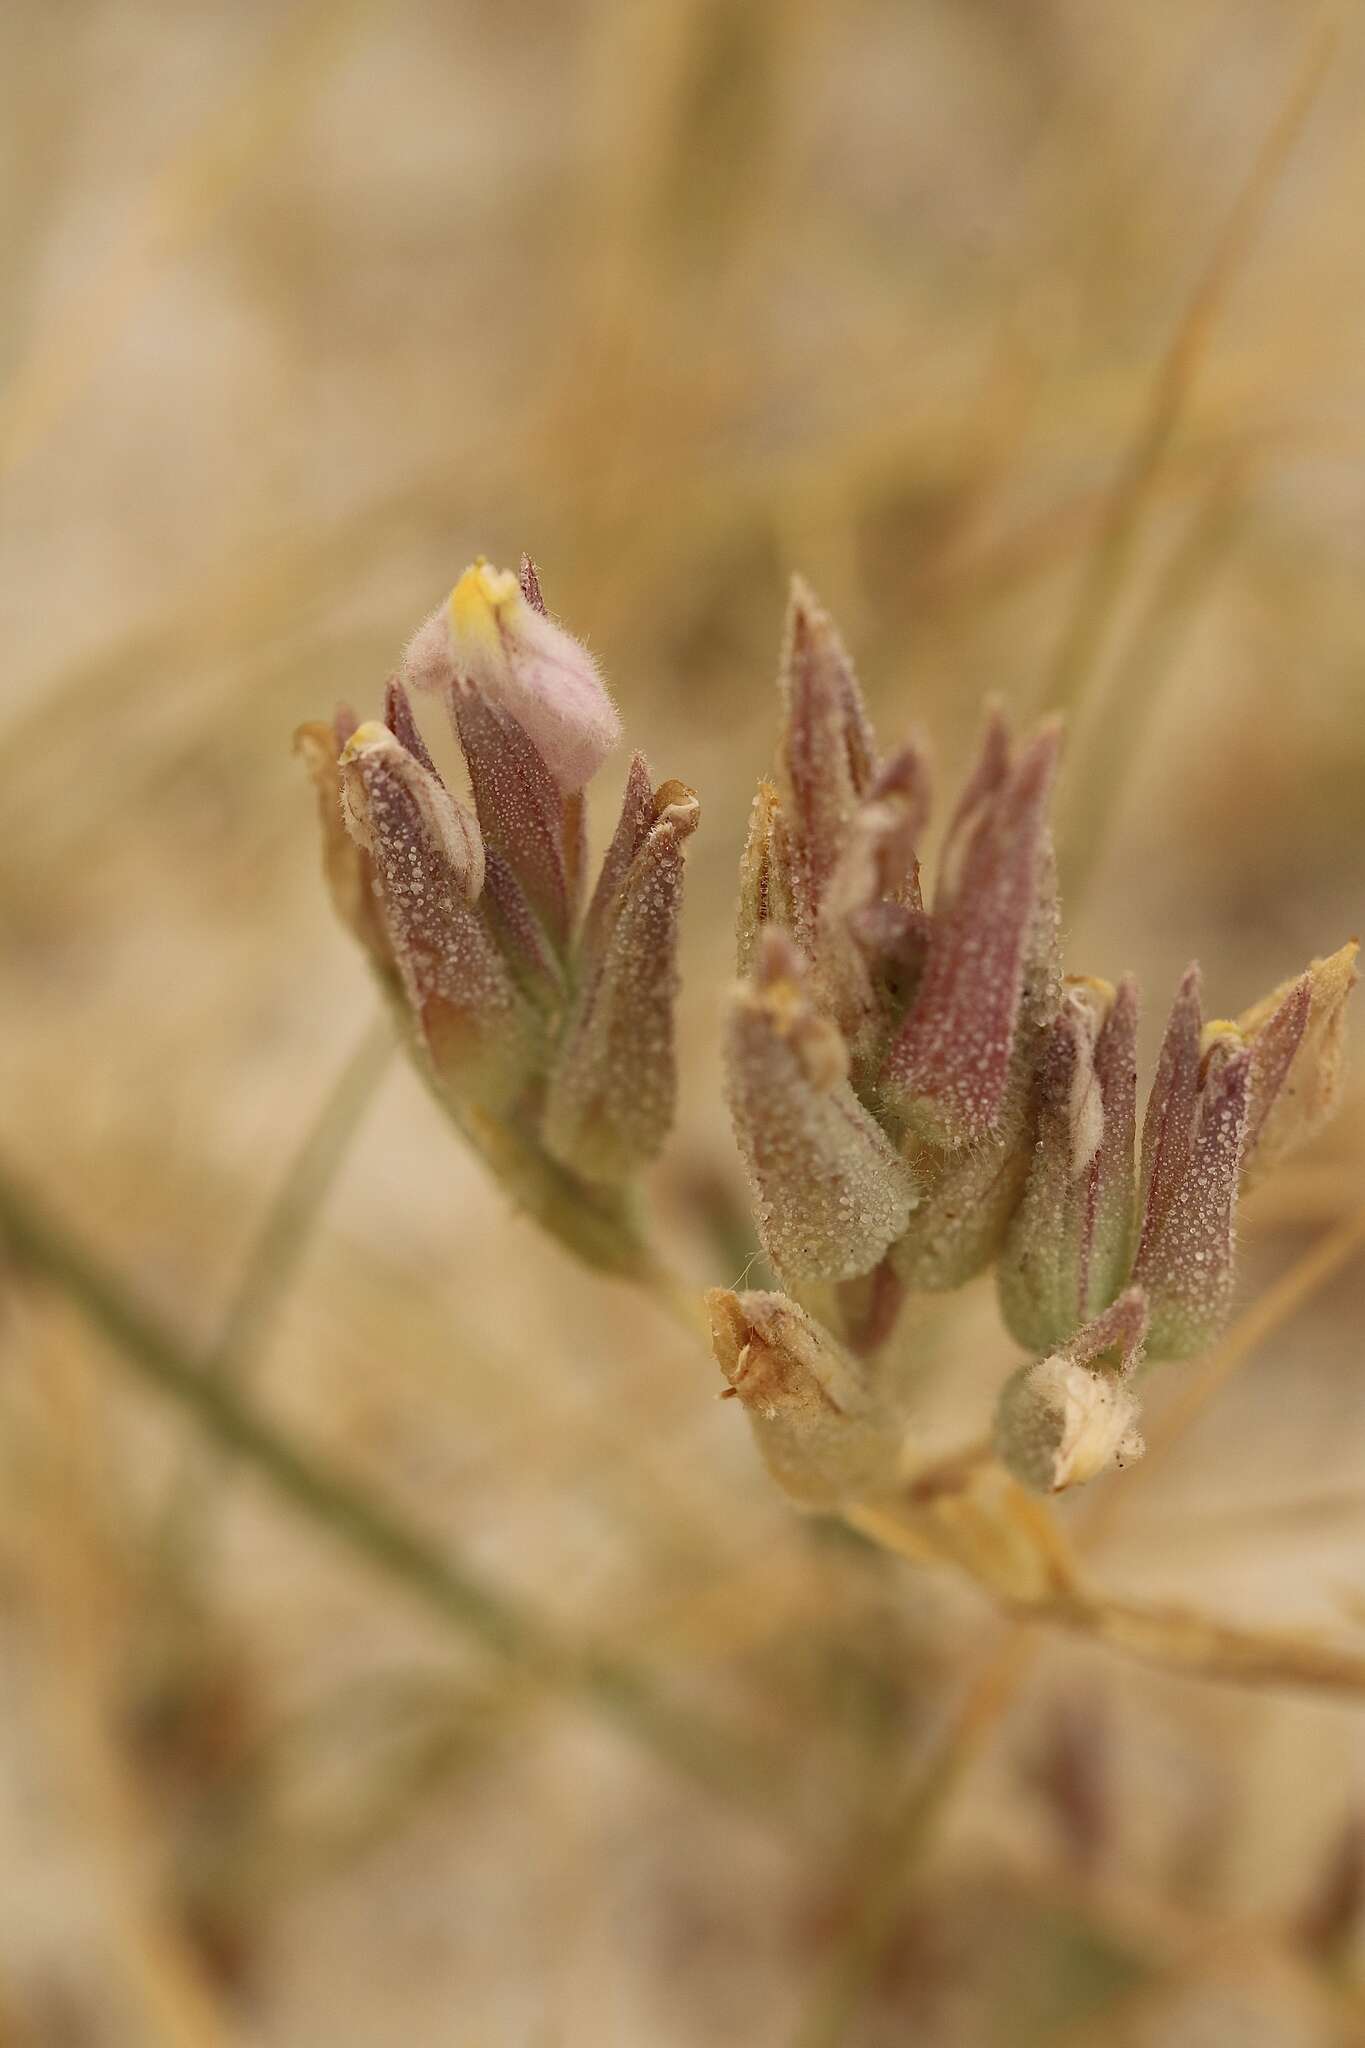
[713,580,1356,1500]
[296,561,1353,1507]
[297,558,698,1277]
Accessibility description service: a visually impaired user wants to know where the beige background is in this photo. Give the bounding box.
[3,3,1365,2042]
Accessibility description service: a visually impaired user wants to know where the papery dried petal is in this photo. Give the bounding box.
[818,741,932,1061]
[736,779,802,972]
[1135,1034,1252,1359]
[540,782,699,1183]
[995,1288,1148,1494]
[725,930,918,1285]
[404,558,621,794]
[707,1288,903,1508]
[338,722,536,1114]
[825,743,929,923]
[882,721,1060,1148]
[1234,942,1358,1187]
[776,578,878,928]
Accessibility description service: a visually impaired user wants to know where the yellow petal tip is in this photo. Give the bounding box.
[448,558,520,645]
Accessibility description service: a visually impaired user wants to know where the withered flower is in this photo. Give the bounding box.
[995,1289,1148,1494]
[707,1287,904,1508]
[1231,941,1358,1187]
[297,558,697,1275]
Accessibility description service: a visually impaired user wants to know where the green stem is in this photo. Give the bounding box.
[208,1016,396,1384]
[154,1014,395,1573]
[0,1156,775,1817]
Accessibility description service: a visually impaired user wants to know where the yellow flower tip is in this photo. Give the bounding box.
[1200,1017,1243,1055]
[448,558,521,646]
[1322,937,1360,993]
[1064,973,1116,1005]
[338,719,396,764]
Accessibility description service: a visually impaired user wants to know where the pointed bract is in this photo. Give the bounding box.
[449,677,574,946]
[541,782,699,1183]
[518,552,546,615]
[1136,964,1203,1251]
[707,1288,903,1508]
[1135,1031,1252,1359]
[580,752,655,973]
[882,720,1060,1148]
[777,578,878,930]
[1087,975,1140,1314]
[294,722,394,984]
[383,675,439,775]
[998,985,1106,1353]
[338,722,536,1114]
[480,844,566,1001]
[890,802,1061,1293]
[725,930,917,1285]
[998,977,1138,1352]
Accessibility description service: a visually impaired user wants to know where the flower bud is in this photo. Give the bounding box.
[540,780,700,1184]
[997,976,1138,1352]
[707,1287,903,1507]
[403,557,621,795]
[337,721,538,1115]
[994,1288,1148,1494]
[1133,969,1252,1358]
[725,929,918,1285]
[1233,941,1358,1187]
[882,714,1061,1148]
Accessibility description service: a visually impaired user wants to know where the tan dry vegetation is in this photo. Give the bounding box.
[2,2,1365,2043]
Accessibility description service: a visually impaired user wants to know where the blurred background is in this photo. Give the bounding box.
[3,1,1365,2041]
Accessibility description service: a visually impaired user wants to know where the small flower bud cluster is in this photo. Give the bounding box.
[298,558,698,1275]
[717,577,1356,1500]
